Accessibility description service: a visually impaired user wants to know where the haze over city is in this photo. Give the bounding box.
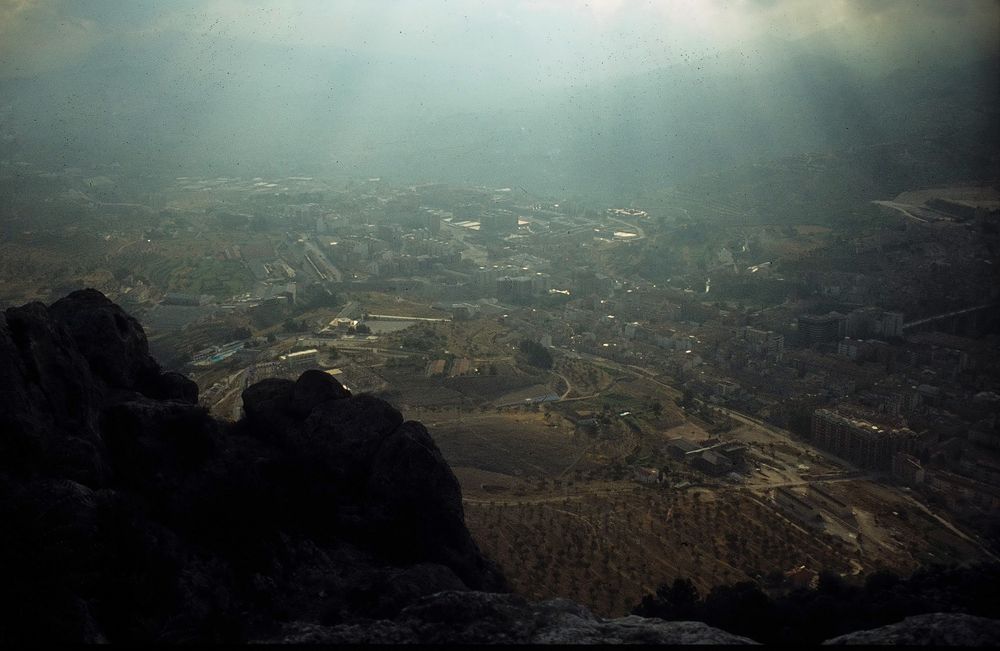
[2,0,997,197]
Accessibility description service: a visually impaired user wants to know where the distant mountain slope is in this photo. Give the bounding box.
[1,31,996,203]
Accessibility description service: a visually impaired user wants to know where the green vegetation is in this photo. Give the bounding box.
[401,326,446,352]
[282,318,309,333]
[167,258,252,298]
[297,284,342,310]
[518,339,553,370]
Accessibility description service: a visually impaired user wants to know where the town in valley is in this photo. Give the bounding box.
[2,161,997,616]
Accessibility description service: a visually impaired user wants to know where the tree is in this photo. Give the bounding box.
[230,326,252,340]
[298,284,341,310]
[282,319,296,333]
[518,339,553,369]
[703,581,777,643]
[634,578,701,620]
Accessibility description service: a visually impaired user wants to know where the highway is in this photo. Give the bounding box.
[304,237,342,282]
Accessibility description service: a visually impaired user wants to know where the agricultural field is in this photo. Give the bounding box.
[0,231,120,304]
[414,362,995,618]
[165,258,253,297]
[419,410,593,478]
[463,483,861,617]
[379,360,554,409]
[460,464,992,618]
[442,319,517,359]
[353,291,446,318]
[752,223,833,259]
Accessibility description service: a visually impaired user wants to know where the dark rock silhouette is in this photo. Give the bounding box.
[267,601,1000,646]
[823,613,1000,646]
[0,289,504,643]
[634,563,1000,645]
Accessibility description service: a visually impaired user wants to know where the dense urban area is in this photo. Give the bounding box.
[2,160,997,617]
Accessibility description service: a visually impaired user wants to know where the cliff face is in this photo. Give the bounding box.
[1,290,996,646]
[0,289,505,643]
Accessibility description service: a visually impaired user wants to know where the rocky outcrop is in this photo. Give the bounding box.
[269,603,1000,646]
[0,290,503,644]
[231,370,502,592]
[823,613,1000,646]
[266,591,759,644]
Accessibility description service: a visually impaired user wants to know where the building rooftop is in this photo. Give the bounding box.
[284,349,319,359]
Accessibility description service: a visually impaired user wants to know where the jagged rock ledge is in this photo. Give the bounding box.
[266,596,1000,646]
[0,289,504,643]
[823,613,1000,646]
[266,591,758,644]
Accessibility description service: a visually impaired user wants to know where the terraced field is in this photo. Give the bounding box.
[463,484,860,617]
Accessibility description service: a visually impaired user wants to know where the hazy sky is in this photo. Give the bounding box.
[1,0,996,192]
[2,0,998,83]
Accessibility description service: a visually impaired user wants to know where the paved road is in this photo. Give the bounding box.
[872,200,930,223]
[113,236,143,256]
[556,347,672,386]
[553,370,573,400]
[304,237,342,282]
[209,368,247,421]
[898,492,1000,562]
[744,474,878,490]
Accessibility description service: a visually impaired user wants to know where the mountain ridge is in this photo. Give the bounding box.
[2,36,996,203]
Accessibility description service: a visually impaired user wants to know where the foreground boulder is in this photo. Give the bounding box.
[823,613,1000,646]
[269,601,1000,646]
[0,290,503,643]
